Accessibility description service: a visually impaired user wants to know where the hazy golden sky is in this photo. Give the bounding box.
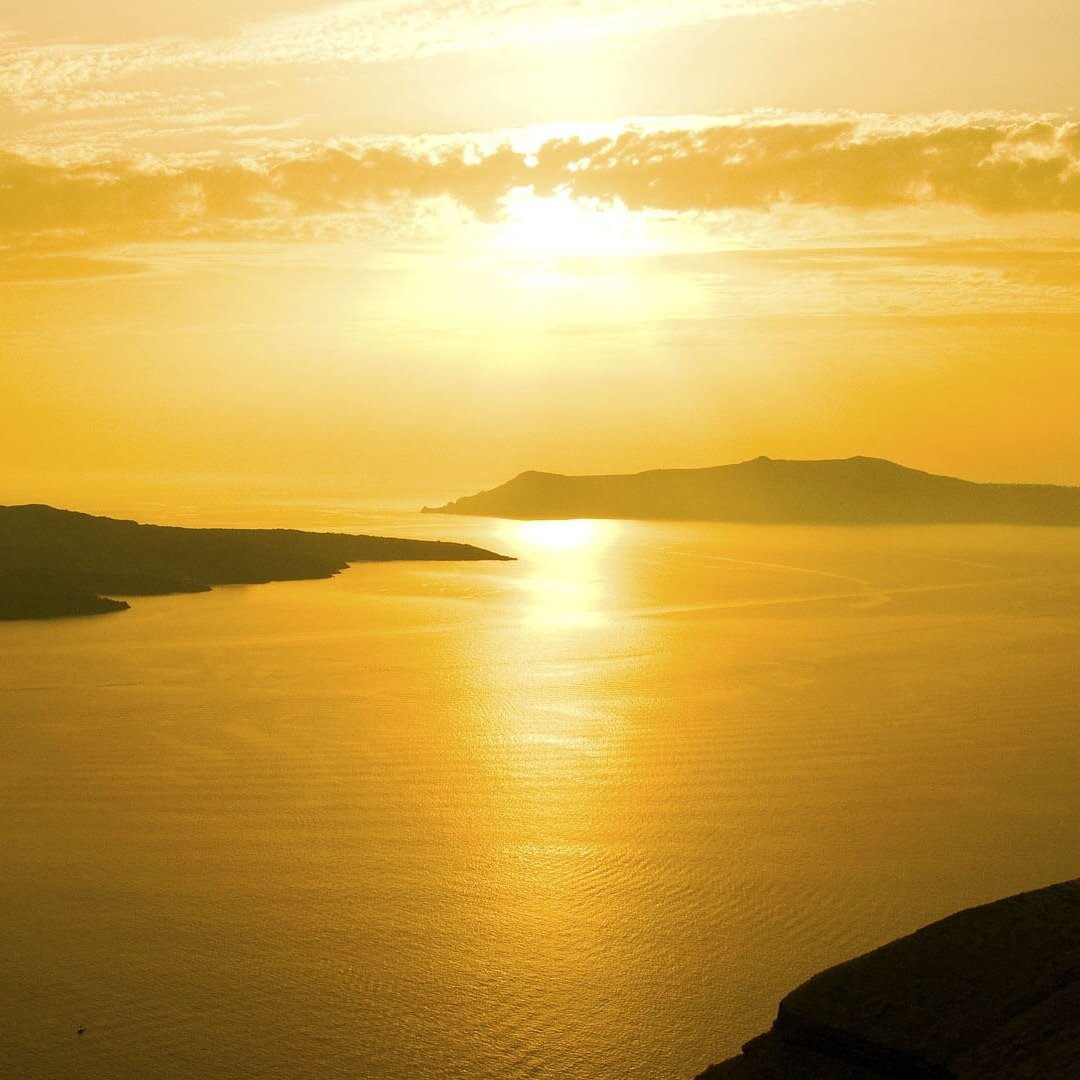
[2,0,1079,502]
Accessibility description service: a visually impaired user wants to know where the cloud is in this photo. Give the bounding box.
[535,118,1080,214]
[0,0,852,113]
[4,115,1080,264]
[739,241,1080,284]
[0,253,147,282]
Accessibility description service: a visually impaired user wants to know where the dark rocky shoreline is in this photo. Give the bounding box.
[697,879,1080,1078]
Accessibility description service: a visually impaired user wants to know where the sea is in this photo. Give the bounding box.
[2,507,1078,1078]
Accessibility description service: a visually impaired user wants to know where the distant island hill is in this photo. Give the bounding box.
[424,456,1080,525]
[696,877,1080,1078]
[0,504,511,621]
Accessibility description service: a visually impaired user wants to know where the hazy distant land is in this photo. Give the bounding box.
[426,456,1080,525]
[0,504,511,621]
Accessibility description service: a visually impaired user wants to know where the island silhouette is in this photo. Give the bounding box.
[425,456,1080,525]
[0,504,511,621]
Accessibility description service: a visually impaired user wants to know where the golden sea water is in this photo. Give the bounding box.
[1,513,1078,1078]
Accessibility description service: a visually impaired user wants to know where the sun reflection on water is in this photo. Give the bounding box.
[500,518,620,629]
[468,520,638,1000]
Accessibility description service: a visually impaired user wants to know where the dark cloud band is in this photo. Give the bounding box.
[3,117,1080,253]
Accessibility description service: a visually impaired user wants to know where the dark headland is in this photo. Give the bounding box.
[424,456,1080,525]
[696,878,1080,1079]
[0,503,511,621]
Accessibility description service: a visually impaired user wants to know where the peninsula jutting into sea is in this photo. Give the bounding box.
[426,457,1080,525]
[0,503,511,621]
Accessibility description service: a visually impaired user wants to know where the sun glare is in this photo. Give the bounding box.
[511,518,611,551]
[491,191,653,260]
[501,519,619,629]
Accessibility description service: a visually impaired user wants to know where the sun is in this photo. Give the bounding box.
[491,190,653,261]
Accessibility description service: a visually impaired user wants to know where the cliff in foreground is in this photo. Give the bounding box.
[426,457,1080,525]
[0,503,511,621]
[697,878,1080,1078]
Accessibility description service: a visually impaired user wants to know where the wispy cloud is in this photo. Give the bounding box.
[0,0,854,114]
[0,253,147,283]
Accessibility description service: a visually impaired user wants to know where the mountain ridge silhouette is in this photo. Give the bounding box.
[424,456,1080,524]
